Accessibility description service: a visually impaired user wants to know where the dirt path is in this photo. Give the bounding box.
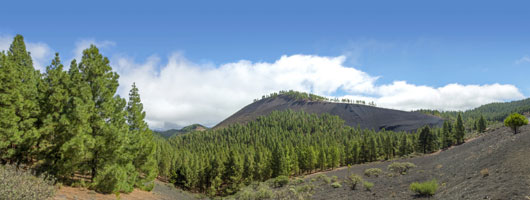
[54,180,200,200]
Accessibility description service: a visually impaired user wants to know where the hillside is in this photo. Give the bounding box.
[230,124,530,199]
[215,93,443,132]
[418,97,530,122]
[154,124,208,139]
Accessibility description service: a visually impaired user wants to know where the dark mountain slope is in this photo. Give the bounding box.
[215,94,443,132]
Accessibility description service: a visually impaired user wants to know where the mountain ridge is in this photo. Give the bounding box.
[215,93,443,132]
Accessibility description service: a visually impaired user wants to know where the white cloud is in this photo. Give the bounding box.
[373,82,522,111]
[73,39,115,61]
[0,35,53,71]
[1,35,525,130]
[114,54,525,130]
[516,56,530,64]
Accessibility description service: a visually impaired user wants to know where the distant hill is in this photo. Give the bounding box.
[215,92,443,132]
[417,97,530,122]
[154,124,208,139]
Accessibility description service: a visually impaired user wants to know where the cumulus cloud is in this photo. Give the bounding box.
[0,35,53,71]
[342,82,523,111]
[73,39,115,61]
[516,56,530,64]
[1,35,525,129]
[113,54,525,130]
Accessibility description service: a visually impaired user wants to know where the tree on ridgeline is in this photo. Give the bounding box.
[504,113,528,134]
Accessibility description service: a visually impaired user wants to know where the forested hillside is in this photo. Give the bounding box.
[165,110,466,196]
[0,35,156,194]
[418,98,530,121]
[153,124,207,139]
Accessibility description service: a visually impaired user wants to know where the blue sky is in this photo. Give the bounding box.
[1,0,529,129]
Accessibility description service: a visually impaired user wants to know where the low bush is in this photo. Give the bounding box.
[256,184,273,199]
[273,175,290,188]
[295,184,314,193]
[388,162,416,175]
[331,175,338,182]
[331,182,342,188]
[236,188,254,200]
[364,168,383,177]
[0,164,56,200]
[293,178,305,185]
[317,174,331,183]
[409,179,438,196]
[347,174,363,190]
[363,181,374,191]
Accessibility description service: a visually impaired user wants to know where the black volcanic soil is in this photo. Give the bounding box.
[215,95,443,132]
[305,125,530,200]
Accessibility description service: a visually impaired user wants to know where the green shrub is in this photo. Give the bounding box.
[363,181,374,191]
[256,184,273,199]
[347,174,363,190]
[317,174,331,183]
[92,163,137,194]
[331,182,342,188]
[364,168,383,177]
[409,179,438,196]
[293,178,305,185]
[296,184,314,193]
[0,164,56,200]
[273,175,290,188]
[331,175,338,182]
[387,162,416,175]
[236,188,254,200]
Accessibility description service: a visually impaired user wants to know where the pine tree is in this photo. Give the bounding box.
[369,136,377,162]
[477,115,487,133]
[37,53,71,175]
[455,114,465,144]
[77,45,135,193]
[126,83,157,190]
[57,59,95,179]
[242,152,254,184]
[271,144,288,177]
[206,156,224,196]
[0,52,21,164]
[418,126,432,153]
[399,134,408,156]
[6,35,41,165]
[442,121,454,149]
[223,150,243,195]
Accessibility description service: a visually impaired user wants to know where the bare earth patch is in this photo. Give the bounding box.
[54,180,200,200]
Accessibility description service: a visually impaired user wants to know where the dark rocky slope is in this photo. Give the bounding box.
[215,94,443,132]
[309,124,530,199]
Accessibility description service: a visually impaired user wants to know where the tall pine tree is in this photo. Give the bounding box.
[2,35,41,165]
[37,53,71,175]
[455,113,465,144]
[126,83,158,190]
